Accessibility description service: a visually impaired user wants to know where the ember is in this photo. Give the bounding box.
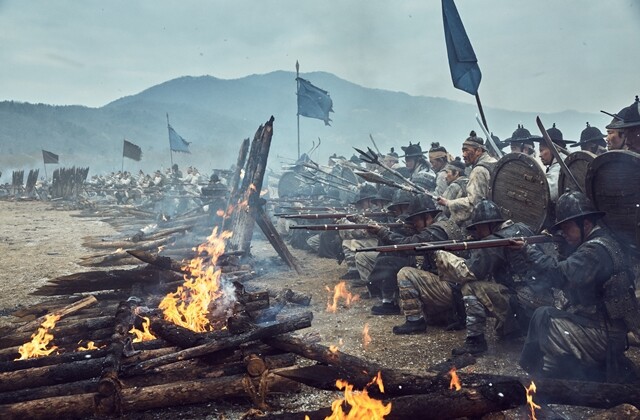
[159,228,234,332]
[15,314,60,360]
[77,340,101,351]
[323,372,391,419]
[449,367,461,391]
[326,281,360,313]
[362,323,372,349]
[525,381,540,420]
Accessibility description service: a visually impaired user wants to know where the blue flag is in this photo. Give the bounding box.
[442,0,482,95]
[296,77,334,126]
[168,124,191,153]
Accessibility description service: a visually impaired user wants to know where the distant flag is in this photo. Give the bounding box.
[168,124,191,153]
[123,139,142,161]
[296,77,334,126]
[442,0,482,95]
[42,149,59,164]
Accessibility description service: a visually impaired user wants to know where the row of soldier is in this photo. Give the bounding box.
[275,95,640,383]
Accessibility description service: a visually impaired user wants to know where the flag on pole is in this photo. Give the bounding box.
[442,0,482,95]
[42,149,59,164]
[168,124,191,153]
[296,77,334,126]
[123,139,142,161]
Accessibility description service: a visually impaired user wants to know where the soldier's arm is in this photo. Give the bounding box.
[445,166,489,214]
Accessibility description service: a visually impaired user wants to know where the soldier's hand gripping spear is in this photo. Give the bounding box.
[353,147,439,200]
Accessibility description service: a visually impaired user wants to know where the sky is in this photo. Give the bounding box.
[0,0,638,114]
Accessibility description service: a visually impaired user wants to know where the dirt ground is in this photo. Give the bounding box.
[0,200,637,419]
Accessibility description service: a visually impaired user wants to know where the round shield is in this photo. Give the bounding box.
[558,151,596,195]
[585,150,640,250]
[489,153,551,233]
[277,171,303,198]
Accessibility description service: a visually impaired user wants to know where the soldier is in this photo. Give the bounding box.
[534,124,575,202]
[382,148,401,169]
[338,184,379,281]
[570,123,607,155]
[611,96,640,154]
[603,103,630,151]
[437,131,497,226]
[505,125,537,158]
[439,158,468,225]
[363,194,464,320]
[519,191,639,382]
[354,189,414,294]
[437,200,548,355]
[428,142,450,197]
[401,142,436,183]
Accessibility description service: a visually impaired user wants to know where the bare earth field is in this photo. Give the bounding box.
[0,201,637,419]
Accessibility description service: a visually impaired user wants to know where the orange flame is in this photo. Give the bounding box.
[362,324,372,349]
[216,209,225,217]
[15,314,61,360]
[77,341,101,351]
[159,228,234,332]
[449,367,462,391]
[129,316,157,343]
[326,282,360,312]
[324,372,391,419]
[525,381,540,420]
[329,345,339,353]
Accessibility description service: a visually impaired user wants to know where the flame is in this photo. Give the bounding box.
[525,381,540,420]
[326,282,360,313]
[449,367,461,391]
[324,372,391,419]
[216,209,225,217]
[362,324,372,349]
[260,188,269,197]
[129,317,157,343]
[159,228,234,332]
[329,345,339,353]
[15,314,61,360]
[77,341,101,351]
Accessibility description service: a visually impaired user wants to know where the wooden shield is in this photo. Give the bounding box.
[489,153,551,233]
[277,171,303,198]
[585,150,640,250]
[558,151,595,195]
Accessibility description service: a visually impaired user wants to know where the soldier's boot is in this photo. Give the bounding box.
[371,301,401,315]
[451,334,488,356]
[392,317,427,335]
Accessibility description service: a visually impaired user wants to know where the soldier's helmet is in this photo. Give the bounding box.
[209,174,220,183]
[552,191,605,231]
[545,123,576,149]
[615,95,640,129]
[412,171,437,192]
[311,184,326,197]
[405,194,441,221]
[505,124,536,149]
[352,183,377,205]
[373,186,395,204]
[571,122,606,149]
[605,104,631,130]
[466,199,505,231]
[401,142,424,158]
[387,189,413,213]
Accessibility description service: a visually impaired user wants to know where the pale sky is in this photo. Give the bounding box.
[0,0,638,114]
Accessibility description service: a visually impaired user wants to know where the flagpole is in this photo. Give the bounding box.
[121,139,125,173]
[43,163,48,181]
[475,93,489,132]
[166,113,174,166]
[296,60,300,159]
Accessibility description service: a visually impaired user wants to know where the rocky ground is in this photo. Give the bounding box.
[0,200,637,419]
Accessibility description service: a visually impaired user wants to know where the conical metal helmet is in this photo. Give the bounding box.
[466,199,505,231]
[352,183,377,204]
[571,122,606,148]
[551,191,605,231]
[405,194,440,220]
[615,95,640,129]
[387,189,413,212]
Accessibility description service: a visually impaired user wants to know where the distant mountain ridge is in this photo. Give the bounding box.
[0,71,607,177]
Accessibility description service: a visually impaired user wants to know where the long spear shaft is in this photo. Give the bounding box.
[295,172,354,193]
[301,162,359,187]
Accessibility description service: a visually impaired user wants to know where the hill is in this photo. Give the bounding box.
[0,71,608,177]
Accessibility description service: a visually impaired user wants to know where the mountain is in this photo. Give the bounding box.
[0,71,608,177]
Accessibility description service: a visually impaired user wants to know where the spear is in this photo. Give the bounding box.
[295,172,355,193]
[354,147,438,199]
[301,162,360,187]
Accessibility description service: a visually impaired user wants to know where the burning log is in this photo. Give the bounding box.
[126,311,313,374]
[77,250,141,267]
[0,372,299,420]
[227,116,275,254]
[222,137,251,232]
[82,236,171,251]
[127,249,185,273]
[95,299,137,415]
[0,357,105,392]
[11,296,97,334]
[256,205,303,274]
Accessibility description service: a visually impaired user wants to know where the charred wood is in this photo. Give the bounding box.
[11,295,97,334]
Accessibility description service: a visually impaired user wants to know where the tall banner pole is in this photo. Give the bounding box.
[121,139,125,173]
[43,163,48,181]
[296,60,300,159]
[166,113,174,166]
